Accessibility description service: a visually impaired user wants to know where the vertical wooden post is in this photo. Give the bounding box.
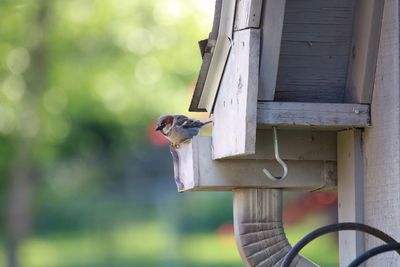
[337,129,365,266]
[362,0,400,265]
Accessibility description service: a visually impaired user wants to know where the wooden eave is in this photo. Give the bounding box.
[189,0,235,113]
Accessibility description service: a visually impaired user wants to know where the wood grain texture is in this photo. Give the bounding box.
[189,0,222,112]
[345,0,385,104]
[233,189,318,267]
[257,102,370,128]
[172,137,337,192]
[212,29,260,159]
[337,130,365,266]
[199,0,236,112]
[263,0,355,103]
[245,130,337,161]
[362,0,400,265]
[258,0,286,100]
[234,0,263,31]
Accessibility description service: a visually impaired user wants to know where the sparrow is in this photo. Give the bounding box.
[155,115,212,148]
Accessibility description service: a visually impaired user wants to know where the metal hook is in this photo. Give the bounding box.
[262,127,288,181]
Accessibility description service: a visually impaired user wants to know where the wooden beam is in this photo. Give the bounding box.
[337,129,365,267]
[172,137,336,192]
[258,0,286,100]
[234,0,263,31]
[257,102,370,129]
[212,29,260,159]
[345,0,385,103]
[362,1,400,265]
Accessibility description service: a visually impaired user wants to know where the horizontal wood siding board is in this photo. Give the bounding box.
[257,102,370,127]
[280,41,350,56]
[273,89,344,103]
[260,0,356,103]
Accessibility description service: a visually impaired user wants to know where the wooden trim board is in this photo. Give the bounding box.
[337,129,365,266]
[257,102,370,129]
[345,0,385,103]
[212,29,260,159]
[172,137,337,192]
[234,0,263,31]
[258,0,286,100]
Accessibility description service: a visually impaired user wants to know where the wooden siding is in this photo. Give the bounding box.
[259,0,356,103]
[362,0,400,265]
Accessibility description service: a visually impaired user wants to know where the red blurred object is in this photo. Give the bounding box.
[217,223,234,236]
[148,122,170,146]
[283,192,338,225]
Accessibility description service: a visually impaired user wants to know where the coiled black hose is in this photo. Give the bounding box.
[348,242,400,267]
[280,222,399,267]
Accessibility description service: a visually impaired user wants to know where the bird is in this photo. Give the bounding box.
[155,115,212,149]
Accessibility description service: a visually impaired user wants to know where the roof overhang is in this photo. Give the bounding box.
[189,0,236,113]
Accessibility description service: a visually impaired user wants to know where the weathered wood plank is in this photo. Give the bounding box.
[234,0,263,31]
[263,0,355,103]
[345,0,385,103]
[189,0,222,112]
[198,0,236,112]
[172,137,337,192]
[258,0,286,100]
[212,29,260,159]
[257,102,370,128]
[243,130,337,161]
[337,130,365,266]
[362,0,400,265]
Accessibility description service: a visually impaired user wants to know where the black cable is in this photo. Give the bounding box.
[280,222,399,267]
[348,243,400,267]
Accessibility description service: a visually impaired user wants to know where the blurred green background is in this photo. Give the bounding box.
[0,0,338,266]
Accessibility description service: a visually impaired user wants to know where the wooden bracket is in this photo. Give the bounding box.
[171,131,337,192]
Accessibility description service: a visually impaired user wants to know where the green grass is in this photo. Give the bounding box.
[286,215,338,267]
[13,222,241,267]
[0,217,338,267]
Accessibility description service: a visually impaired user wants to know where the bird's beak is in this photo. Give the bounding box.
[155,125,162,131]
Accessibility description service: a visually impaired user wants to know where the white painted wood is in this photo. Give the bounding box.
[172,137,336,192]
[212,29,260,159]
[198,0,236,112]
[345,0,385,103]
[258,0,286,100]
[257,102,370,129]
[337,129,365,267]
[234,0,263,31]
[362,0,400,265]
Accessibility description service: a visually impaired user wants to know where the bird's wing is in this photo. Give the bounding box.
[174,115,189,126]
[181,118,204,128]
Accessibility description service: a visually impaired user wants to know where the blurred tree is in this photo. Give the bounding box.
[0,0,215,266]
[4,1,50,266]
